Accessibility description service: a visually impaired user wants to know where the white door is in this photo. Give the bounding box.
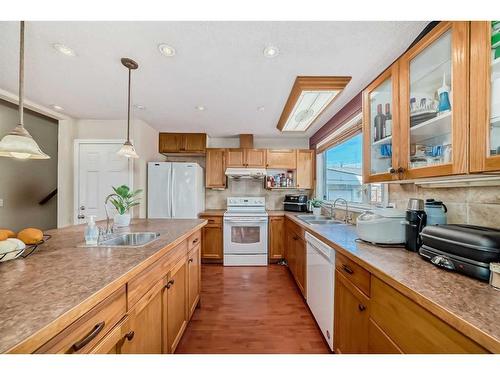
[147,162,172,219]
[76,142,132,224]
[171,163,197,218]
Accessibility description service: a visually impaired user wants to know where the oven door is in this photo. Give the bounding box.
[223,217,268,255]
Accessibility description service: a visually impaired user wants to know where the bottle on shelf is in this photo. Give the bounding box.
[374,103,386,142]
[384,103,392,137]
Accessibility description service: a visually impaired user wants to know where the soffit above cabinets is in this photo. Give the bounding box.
[277,76,351,132]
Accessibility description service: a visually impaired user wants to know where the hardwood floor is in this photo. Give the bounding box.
[175,264,331,354]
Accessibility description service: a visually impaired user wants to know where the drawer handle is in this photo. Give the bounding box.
[358,304,366,312]
[208,220,215,223]
[342,264,354,274]
[165,280,175,289]
[192,238,199,245]
[72,321,105,351]
[124,330,135,341]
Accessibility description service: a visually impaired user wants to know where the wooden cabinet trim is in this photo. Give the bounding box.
[89,315,130,354]
[368,318,403,354]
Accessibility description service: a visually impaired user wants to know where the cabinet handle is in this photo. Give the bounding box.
[389,168,396,174]
[341,264,354,274]
[192,238,199,245]
[397,167,405,174]
[71,321,105,351]
[358,304,366,312]
[188,258,193,263]
[165,280,175,289]
[208,219,215,223]
[293,236,299,240]
[124,330,135,341]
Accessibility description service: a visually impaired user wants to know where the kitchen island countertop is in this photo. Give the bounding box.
[0,218,206,353]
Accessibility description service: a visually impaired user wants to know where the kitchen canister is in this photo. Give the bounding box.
[424,199,448,225]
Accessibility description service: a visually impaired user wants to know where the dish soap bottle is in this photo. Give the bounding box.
[437,72,451,114]
[85,215,99,245]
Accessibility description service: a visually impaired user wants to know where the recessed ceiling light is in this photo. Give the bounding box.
[52,43,76,57]
[158,43,176,57]
[51,104,64,111]
[257,106,265,111]
[263,46,279,58]
[195,105,206,111]
[134,104,146,110]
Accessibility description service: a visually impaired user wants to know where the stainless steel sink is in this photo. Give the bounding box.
[296,215,344,225]
[97,232,161,247]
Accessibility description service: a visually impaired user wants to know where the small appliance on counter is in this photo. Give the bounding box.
[419,224,500,282]
[356,208,406,245]
[283,194,308,212]
[404,198,427,252]
[424,199,448,225]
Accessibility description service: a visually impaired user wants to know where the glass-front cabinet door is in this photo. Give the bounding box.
[399,22,469,179]
[470,21,500,172]
[362,63,400,183]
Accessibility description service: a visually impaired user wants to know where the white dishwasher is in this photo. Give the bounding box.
[305,232,335,351]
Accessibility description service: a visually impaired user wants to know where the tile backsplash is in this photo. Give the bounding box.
[206,179,310,210]
[389,184,500,228]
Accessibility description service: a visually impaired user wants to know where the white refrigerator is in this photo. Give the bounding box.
[147,162,205,219]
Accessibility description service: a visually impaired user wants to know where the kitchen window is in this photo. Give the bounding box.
[316,119,387,208]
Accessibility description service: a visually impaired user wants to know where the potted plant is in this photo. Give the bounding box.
[310,198,322,216]
[108,185,142,227]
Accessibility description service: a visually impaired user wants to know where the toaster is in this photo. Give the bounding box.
[283,194,308,212]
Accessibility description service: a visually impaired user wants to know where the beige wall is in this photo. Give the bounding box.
[389,184,500,228]
[57,118,163,227]
[0,100,58,232]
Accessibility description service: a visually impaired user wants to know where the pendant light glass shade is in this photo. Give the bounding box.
[0,21,50,160]
[118,58,139,159]
[117,140,139,158]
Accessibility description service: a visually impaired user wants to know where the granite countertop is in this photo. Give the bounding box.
[284,213,500,353]
[0,218,206,353]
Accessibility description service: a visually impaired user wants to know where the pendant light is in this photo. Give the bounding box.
[0,21,50,160]
[117,58,139,159]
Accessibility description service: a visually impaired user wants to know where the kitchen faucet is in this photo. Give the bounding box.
[333,198,350,224]
[99,194,115,241]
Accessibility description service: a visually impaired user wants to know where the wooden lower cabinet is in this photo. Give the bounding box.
[201,216,223,262]
[32,230,203,355]
[187,244,201,319]
[333,253,490,354]
[285,218,306,298]
[164,256,188,354]
[269,216,285,261]
[122,280,164,354]
[334,270,369,354]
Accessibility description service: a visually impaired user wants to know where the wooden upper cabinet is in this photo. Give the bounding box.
[470,21,500,173]
[296,149,314,189]
[226,148,245,167]
[245,149,266,167]
[266,149,297,169]
[362,62,401,183]
[184,133,207,152]
[158,133,206,154]
[398,21,469,179]
[206,148,226,188]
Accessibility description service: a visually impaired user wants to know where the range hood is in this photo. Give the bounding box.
[225,168,266,178]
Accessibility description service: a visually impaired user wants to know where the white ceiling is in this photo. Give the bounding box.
[0,21,428,137]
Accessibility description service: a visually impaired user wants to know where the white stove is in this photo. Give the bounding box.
[223,197,268,266]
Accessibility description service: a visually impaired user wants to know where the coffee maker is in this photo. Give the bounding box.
[405,198,427,252]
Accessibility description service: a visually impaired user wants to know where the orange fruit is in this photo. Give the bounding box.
[0,229,16,240]
[17,228,44,245]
